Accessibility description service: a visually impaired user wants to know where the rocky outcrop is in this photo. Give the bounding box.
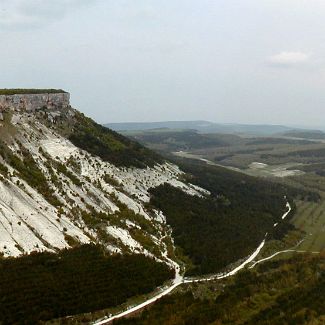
[0,92,70,112]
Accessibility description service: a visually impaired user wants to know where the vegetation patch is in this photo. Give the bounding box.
[0,245,174,324]
[115,253,325,325]
[129,130,234,152]
[67,112,163,168]
[291,199,325,252]
[149,161,316,275]
[0,141,61,207]
[0,89,67,95]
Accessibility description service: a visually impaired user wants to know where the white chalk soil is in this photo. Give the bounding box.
[0,111,207,259]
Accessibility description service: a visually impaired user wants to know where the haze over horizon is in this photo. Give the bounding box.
[1,0,325,127]
[106,119,325,131]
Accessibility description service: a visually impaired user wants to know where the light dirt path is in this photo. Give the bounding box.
[93,202,292,324]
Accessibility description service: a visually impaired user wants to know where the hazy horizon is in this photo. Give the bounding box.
[1,1,325,127]
[105,119,325,130]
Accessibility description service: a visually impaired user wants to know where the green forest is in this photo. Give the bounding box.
[0,245,173,324]
[149,161,317,275]
[115,253,325,325]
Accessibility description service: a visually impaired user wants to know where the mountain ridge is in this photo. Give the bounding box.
[104,120,310,135]
[0,90,316,324]
[0,99,206,259]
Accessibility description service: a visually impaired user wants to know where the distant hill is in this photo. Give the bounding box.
[104,120,303,136]
[125,129,244,153]
[105,121,214,132]
[282,130,325,140]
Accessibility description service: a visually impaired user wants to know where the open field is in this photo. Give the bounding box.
[291,200,325,251]
[194,141,325,169]
[125,128,325,169]
[174,151,305,178]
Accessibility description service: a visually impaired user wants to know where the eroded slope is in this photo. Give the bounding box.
[0,108,206,262]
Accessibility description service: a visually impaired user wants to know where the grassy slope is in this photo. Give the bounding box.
[50,110,163,168]
[291,200,325,251]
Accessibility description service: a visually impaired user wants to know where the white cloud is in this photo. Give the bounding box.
[0,0,95,29]
[268,51,311,67]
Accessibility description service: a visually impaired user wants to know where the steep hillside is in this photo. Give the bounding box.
[148,159,316,275]
[0,92,314,323]
[66,111,163,168]
[0,95,210,322]
[0,104,205,259]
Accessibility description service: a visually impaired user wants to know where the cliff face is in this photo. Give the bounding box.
[0,92,70,112]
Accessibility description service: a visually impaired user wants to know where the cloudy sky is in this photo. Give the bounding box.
[1,0,325,127]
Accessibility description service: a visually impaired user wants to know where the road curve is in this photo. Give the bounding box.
[93,202,291,325]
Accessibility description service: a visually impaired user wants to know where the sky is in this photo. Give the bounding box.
[0,0,325,127]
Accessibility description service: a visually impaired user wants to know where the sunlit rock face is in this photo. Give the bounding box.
[0,92,70,112]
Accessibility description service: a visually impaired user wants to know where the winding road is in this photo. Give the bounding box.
[93,202,292,325]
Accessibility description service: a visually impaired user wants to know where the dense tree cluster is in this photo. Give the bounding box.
[150,184,282,275]
[0,245,174,324]
[149,161,315,275]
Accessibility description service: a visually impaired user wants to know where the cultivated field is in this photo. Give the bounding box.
[292,200,325,252]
